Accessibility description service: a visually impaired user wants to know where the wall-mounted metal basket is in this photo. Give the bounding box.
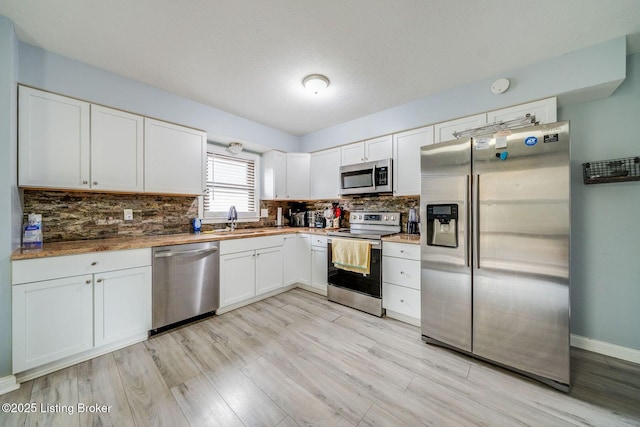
[582,156,640,185]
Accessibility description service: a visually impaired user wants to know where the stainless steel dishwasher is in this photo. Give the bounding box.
[152,241,220,332]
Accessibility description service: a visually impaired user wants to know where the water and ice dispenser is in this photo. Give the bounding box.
[426,204,458,248]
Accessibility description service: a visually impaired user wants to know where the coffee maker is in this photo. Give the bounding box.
[407,207,419,235]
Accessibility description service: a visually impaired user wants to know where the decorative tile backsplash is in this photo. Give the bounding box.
[22,190,420,243]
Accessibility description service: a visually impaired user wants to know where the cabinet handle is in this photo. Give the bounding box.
[82,180,88,185]
[93,181,98,185]
[400,271,405,275]
[91,261,97,266]
[85,280,91,285]
[400,250,404,253]
[96,278,103,283]
[400,299,404,303]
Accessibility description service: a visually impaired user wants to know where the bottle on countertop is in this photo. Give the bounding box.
[23,213,43,248]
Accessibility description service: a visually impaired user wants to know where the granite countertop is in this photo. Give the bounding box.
[12,228,420,260]
[382,233,421,244]
[11,227,333,260]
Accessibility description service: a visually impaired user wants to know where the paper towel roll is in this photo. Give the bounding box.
[276,207,282,227]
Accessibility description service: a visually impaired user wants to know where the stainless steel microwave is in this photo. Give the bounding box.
[339,158,393,195]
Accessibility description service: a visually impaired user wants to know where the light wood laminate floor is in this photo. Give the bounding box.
[1,288,639,426]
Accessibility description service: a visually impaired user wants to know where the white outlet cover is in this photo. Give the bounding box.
[124,209,133,221]
[260,208,268,218]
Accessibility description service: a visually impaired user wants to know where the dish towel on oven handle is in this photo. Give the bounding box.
[331,238,371,276]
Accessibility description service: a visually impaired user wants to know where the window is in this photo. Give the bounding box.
[201,145,260,222]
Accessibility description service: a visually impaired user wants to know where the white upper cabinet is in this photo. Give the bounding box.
[19,86,91,189]
[487,97,557,124]
[91,105,144,192]
[393,126,434,196]
[434,113,487,143]
[262,151,310,199]
[341,135,393,165]
[144,118,207,195]
[19,86,207,195]
[285,153,310,199]
[262,150,287,199]
[310,147,341,199]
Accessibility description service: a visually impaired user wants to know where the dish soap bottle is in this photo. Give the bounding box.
[22,213,43,248]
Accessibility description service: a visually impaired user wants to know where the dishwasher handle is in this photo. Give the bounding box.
[154,247,219,258]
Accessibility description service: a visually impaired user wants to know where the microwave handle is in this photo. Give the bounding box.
[372,164,377,189]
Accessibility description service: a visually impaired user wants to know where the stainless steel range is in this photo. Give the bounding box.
[327,211,401,316]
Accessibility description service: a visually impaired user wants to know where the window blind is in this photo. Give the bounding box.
[203,152,256,214]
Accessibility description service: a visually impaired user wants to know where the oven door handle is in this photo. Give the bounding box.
[327,237,381,247]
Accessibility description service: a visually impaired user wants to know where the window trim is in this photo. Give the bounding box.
[199,143,261,224]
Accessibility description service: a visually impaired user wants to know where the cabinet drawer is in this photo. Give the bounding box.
[383,283,421,320]
[383,242,420,260]
[382,257,420,290]
[12,248,151,285]
[311,235,327,247]
[220,235,285,255]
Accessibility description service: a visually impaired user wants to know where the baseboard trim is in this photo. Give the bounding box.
[217,284,298,315]
[295,283,327,296]
[15,333,148,383]
[571,334,640,364]
[0,375,20,396]
[385,310,420,327]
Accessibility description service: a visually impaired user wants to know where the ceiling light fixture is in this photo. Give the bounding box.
[302,74,330,94]
[227,141,243,155]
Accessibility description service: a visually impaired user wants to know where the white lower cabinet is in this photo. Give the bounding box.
[220,250,257,307]
[256,246,284,295]
[283,234,299,286]
[94,267,152,347]
[297,234,311,286]
[219,236,285,309]
[310,235,328,293]
[12,249,152,373]
[382,242,421,325]
[12,275,94,373]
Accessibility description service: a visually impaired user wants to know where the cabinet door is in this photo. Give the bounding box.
[144,118,206,195]
[91,105,144,192]
[286,153,310,198]
[94,266,151,347]
[434,113,487,143]
[310,148,341,199]
[220,251,256,307]
[365,135,393,162]
[256,247,284,295]
[261,150,286,199]
[13,275,93,373]
[297,234,311,285]
[18,86,90,189]
[393,126,434,196]
[341,142,365,165]
[311,246,328,292]
[283,235,299,286]
[382,283,421,321]
[487,97,557,125]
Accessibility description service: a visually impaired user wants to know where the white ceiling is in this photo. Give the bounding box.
[2,1,640,136]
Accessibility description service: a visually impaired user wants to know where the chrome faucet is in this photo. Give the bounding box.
[227,205,238,231]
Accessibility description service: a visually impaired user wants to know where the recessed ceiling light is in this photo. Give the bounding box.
[302,74,330,94]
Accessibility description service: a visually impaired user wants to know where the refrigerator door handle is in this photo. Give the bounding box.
[474,173,480,269]
[466,174,471,267]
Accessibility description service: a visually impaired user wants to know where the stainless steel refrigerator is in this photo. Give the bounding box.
[420,121,570,391]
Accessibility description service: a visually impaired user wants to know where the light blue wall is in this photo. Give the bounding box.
[0,15,18,377]
[300,37,626,152]
[18,42,298,153]
[559,52,640,350]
